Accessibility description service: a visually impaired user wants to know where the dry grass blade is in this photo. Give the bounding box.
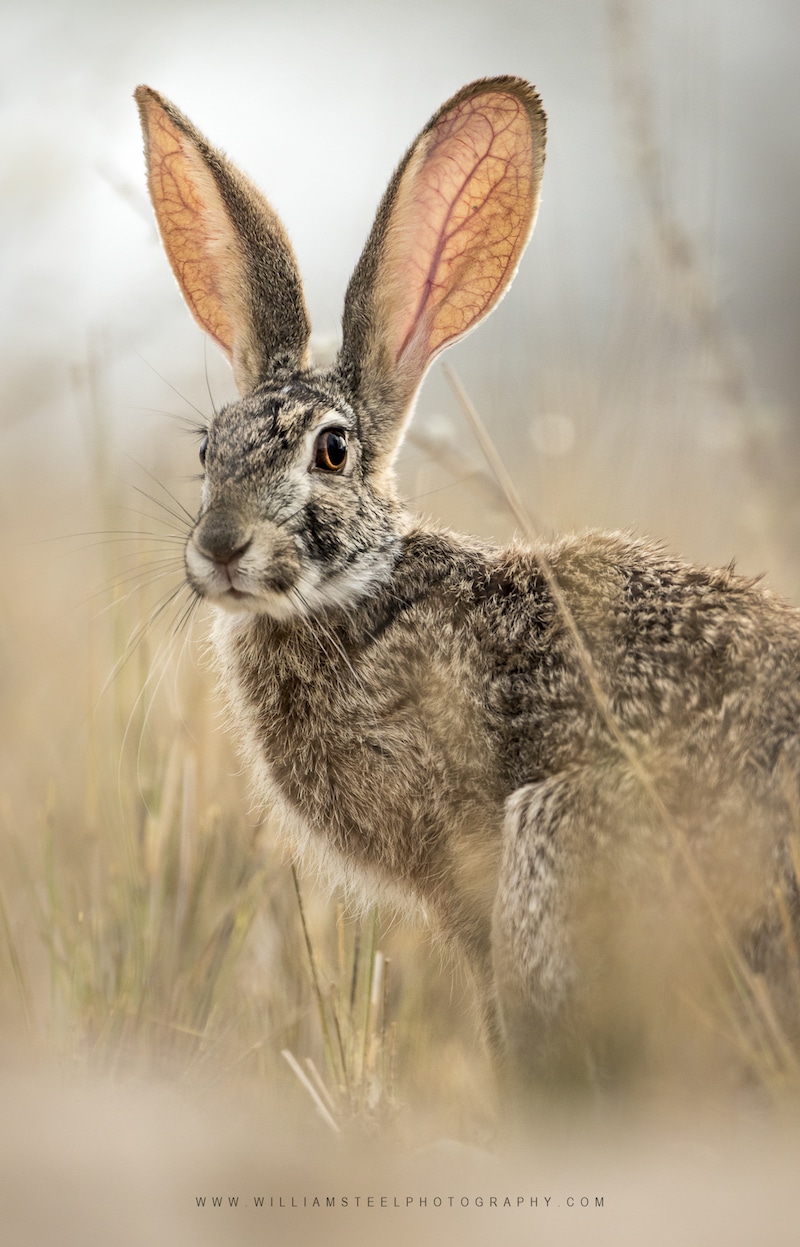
[304,1056,338,1118]
[0,883,33,1039]
[405,426,510,512]
[290,865,345,1089]
[281,1048,340,1133]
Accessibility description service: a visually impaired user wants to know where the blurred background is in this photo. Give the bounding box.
[5,0,800,574]
[3,0,800,1242]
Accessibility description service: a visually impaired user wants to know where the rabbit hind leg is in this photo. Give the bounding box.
[491,763,672,1100]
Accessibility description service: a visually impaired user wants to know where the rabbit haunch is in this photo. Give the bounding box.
[136,78,800,1089]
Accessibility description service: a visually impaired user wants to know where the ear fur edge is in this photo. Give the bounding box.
[135,85,312,394]
[338,76,546,467]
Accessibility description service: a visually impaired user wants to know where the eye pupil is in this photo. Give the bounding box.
[199,435,208,467]
[315,429,348,472]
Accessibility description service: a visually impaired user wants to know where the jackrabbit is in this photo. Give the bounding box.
[135,78,800,1092]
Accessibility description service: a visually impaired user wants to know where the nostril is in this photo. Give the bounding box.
[193,514,253,567]
[212,538,252,570]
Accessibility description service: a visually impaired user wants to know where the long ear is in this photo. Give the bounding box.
[338,77,546,468]
[135,86,311,395]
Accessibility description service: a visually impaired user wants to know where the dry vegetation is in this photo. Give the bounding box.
[3,10,800,1243]
[0,385,498,1138]
[3,327,800,1241]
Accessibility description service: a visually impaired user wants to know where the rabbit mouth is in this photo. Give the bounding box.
[185,510,308,615]
[185,550,300,619]
[211,584,300,619]
[198,568,307,615]
[191,556,395,622]
[192,567,306,619]
[185,514,400,620]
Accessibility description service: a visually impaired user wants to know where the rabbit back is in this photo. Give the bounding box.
[135,79,800,1089]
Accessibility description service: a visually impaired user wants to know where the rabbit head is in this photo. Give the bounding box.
[135,80,546,621]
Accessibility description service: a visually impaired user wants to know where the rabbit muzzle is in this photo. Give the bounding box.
[186,506,303,618]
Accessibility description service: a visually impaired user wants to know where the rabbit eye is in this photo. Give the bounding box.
[314,428,348,472]
[198,435,208,467]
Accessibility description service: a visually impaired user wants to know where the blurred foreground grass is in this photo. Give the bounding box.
[3,358,800,1243]
[1,303,800,1246]
[2,335,800,1118]
[0,408,495,1141]
[4,20,800,1226]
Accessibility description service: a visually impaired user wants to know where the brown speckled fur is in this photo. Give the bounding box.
[137,78,800,1094]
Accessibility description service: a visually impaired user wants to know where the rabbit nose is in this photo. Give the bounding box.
[193,512,252,568]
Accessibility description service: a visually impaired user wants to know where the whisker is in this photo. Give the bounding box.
[97,560,186,603]
[125,476,196,530]
[24,527,186,551]
[124,405,207,437]
[292,591,376,724]
[401,471,483,505]
[270,503,306,531]
[105,511,190,534]
[117,595,201,817]
[202,336,220,420]
[172,591,202,638]
[96,581,191,700]
[134,350,212,424]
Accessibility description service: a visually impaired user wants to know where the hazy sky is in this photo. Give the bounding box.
[3,0,800,553]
